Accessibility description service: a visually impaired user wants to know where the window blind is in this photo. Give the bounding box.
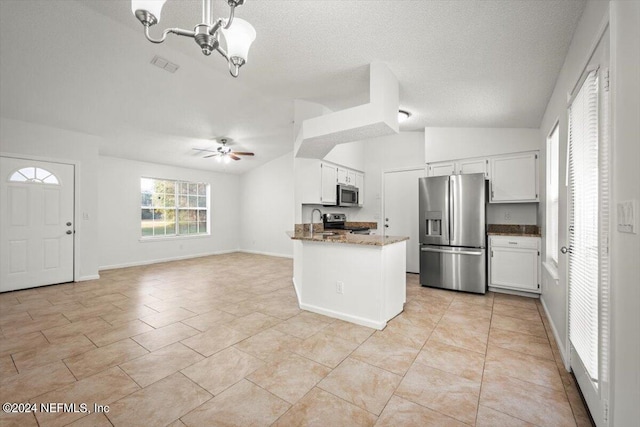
[568,69,599,382]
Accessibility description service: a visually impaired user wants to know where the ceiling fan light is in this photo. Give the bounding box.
[131,0,167,24]
[221,18,256,64]
[223,155,231,164]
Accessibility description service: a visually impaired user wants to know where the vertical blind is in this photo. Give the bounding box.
[568,69,600,382]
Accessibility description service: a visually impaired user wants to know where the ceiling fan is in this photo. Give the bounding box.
[193,138,254,163]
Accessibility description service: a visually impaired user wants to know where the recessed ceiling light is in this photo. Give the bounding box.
[398,110,411,123]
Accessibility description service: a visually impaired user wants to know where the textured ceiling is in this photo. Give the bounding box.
[0,0,586,174]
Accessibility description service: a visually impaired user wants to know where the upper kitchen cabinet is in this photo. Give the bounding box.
[489,152,539,203]
[337,167,357,186]
[355,172,364,207]
[321,163,338,205]
[427,158,489,178]
[297,160,363,206]
[426,162,456,177]
[297,159,338,205]
[457,158,489,179]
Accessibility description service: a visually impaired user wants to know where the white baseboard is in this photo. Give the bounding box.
[489,286,540,298]
[76,274,100,282]
[292,277,301,305]
[98,250,238,271]
[540,296,570,371]
[238,249,293,259]
[299,302,386,330]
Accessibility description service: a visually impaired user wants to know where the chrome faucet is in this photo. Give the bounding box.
[310,208,322,237]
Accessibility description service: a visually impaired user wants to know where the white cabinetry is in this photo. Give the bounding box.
[321,163,338,205]
[355,172,364,207]
[426,162,456,177]
[489,152,538,203]
[489,236,541,294]
[457,158,489,178]
[337,167,357,185]
[427,158,489,178]
[297,160,363,206]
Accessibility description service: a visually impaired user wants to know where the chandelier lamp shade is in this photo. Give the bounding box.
[131,0,256,77]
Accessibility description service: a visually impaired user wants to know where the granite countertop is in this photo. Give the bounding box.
[487,224,542,237]
[288,225,408,246]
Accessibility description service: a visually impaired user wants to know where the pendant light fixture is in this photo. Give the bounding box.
[131,0,256,77]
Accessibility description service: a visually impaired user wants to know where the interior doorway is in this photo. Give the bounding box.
[0,156,75,292]
[383,167,425,273]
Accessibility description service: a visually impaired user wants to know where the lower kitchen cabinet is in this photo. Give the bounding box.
[489,235,541,294]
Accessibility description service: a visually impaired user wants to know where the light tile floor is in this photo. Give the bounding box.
[0,253,593,426]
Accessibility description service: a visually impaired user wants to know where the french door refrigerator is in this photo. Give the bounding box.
[419,173,486,294]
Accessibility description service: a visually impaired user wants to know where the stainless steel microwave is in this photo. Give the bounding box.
[337,184,359,207]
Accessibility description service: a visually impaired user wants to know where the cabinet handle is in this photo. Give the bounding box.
[508,241,517,245]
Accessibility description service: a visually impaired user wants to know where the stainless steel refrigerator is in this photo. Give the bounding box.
[419,173,486,294]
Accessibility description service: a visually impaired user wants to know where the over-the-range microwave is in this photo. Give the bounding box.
[336,184,359,207]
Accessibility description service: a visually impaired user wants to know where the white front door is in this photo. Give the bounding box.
[383,168,424,273]
[0,157,75,292]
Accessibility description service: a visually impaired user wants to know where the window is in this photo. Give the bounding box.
[568,68,608,384]
[141,178,209,238]
[546,123,559,265]
[9,167,59,185]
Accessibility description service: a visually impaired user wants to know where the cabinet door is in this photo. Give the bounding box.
[355,172,364,206]
[490,152,538,202]
[347,171,357,185]
[336,167,349,185]
[490,246,539,292]
[320,163,337,204]
[458,158,489,178]
[427,162,456,177]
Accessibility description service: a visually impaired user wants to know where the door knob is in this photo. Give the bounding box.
[561,246,568,254]
[385,224,389,228]
[66,230,73,235]
[66,222,72,226]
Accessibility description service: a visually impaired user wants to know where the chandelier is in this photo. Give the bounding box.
[131,0,256,77]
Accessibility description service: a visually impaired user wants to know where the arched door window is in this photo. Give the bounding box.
[9,167,60,185]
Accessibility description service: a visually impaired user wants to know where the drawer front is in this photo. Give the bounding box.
[489,236,539,250]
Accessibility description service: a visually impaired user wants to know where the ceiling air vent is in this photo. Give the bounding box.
[150,55,179,73]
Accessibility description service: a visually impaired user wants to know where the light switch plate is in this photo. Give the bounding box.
[617,200,637,234]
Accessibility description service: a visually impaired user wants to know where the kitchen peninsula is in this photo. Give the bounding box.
[290,226,409,329]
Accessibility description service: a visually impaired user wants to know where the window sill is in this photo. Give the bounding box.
[139,234,211,243]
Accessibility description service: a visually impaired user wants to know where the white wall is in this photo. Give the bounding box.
[486,203,538,225]
[0,117,100,280]
[424,127,540,162]
[239,151,294,258]
[610,1,640,424]
[537,0,610,368]
[98,156,240,269]
[361,132,425,230]
[323,140,365,171]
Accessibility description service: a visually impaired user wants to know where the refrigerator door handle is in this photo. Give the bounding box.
[449,176,455,242]
[420,247,483,256]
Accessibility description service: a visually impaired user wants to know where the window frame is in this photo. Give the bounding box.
[140,177,210,240]
[546,121,560,267]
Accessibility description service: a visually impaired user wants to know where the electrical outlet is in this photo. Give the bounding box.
[336,281,344,294]
[504,211,511,221]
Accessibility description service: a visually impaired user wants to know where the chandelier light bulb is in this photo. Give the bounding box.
[220,18,256,64]
[131,0,167,25]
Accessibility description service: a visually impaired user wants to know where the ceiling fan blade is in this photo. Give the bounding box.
[193,148,218,153]
[229,154,241,161]
[231,151,255,156]
[203,153,221,158]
